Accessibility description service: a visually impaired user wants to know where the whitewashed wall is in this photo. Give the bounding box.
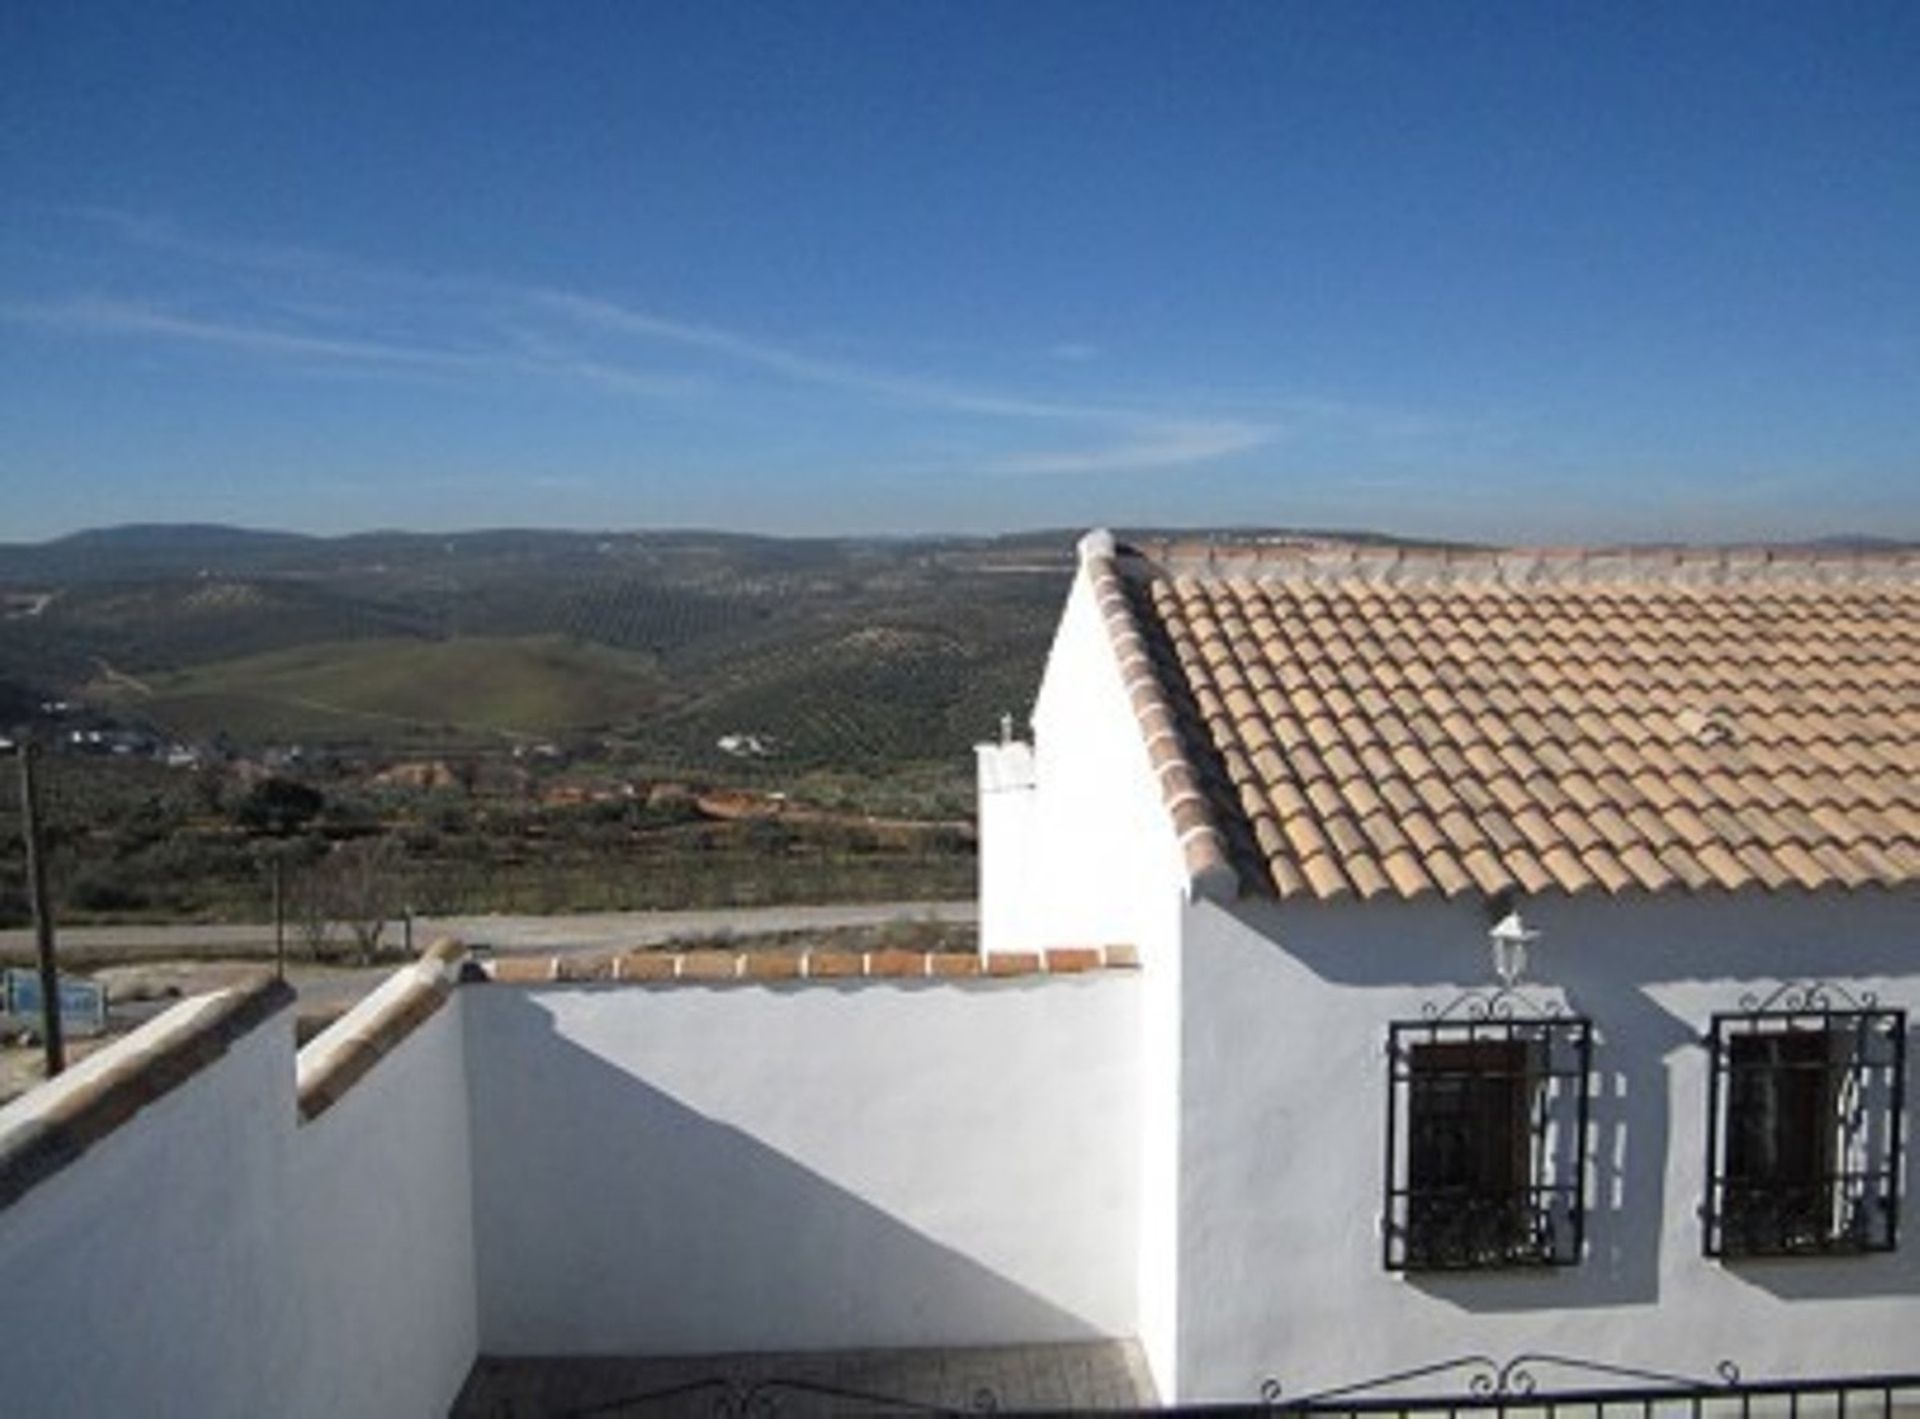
[1009,557,1191,1396]
[289,1006,478,1419]
[1022,564,1189,955]
[1176,884,1920,1404]
[0,1020,304,1419]
[975,739,1037,956]
[463,975,1140,1358]
[0,1001,477,1419]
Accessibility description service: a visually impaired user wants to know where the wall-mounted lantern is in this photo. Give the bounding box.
[1488,909,1540,989]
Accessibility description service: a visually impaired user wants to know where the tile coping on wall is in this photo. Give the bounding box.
[1078,527,1240,906]
[0,970,295,1211]
[479,943,1141,985]
[296,936,468,1122]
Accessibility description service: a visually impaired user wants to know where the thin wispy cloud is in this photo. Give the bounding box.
[525,288,1142,424]
[987,421,1272,476]
[37,202,363,282]
[9,208,1292,474]
[46,207,1145,423]
[541,357,705,402]
[12,296,491,371]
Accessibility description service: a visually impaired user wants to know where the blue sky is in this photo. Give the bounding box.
[2,2,1916,543]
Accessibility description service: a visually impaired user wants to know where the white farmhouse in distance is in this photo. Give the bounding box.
[0,529,1916,1416]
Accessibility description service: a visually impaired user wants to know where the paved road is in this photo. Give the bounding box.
[0,900,977,965]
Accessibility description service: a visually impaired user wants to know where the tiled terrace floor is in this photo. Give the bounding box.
[452,1340,1157,1416]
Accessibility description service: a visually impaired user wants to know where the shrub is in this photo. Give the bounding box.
[66,869,149,914]
[234,777,325,836]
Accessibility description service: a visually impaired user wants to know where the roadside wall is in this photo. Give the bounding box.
[463,973,1140,1357]
[1176,885,1920,1404]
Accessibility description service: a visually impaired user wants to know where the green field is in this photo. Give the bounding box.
[113,634,669,743]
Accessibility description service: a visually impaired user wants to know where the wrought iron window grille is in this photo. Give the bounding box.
[1702,982,1906,1260]
[1384,990,1592,1272]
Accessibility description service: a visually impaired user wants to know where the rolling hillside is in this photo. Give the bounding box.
[0,526,1077,788]
[9,522,1897,791]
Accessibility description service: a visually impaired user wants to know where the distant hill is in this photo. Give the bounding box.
[4,522,1910,781]
[41,522,317,554]
[0,524,320,581]
[0,525,1083,778]
[1794,535,1920,552]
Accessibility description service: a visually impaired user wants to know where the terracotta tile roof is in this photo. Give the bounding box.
[1081,531,1920,902]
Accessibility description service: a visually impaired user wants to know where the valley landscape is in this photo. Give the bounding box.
[0,524,1095,932]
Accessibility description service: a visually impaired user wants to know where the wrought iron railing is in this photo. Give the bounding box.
[552,1360,1920,1416]
[564,1374,1000,1416]
[1253,1355,1920,1418]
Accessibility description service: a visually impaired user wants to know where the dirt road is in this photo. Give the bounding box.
[0,900,977,965]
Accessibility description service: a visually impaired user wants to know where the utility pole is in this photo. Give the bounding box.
[17,743,65,1077]
[271,852,286,983]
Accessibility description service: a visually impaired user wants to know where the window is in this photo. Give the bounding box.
[1704,1006,1906,1259]
[1384,1017,1591,1271]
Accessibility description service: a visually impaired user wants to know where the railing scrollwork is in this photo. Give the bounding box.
[566,1375,999,1417]
[1265,1352,1743,1410]
[1736,979,1879,1015]
[1418,985,1567,1023]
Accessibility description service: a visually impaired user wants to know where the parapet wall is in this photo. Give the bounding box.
[0,953,477,1419]
[464,963,1143,1357]
[0,941,1144,1412]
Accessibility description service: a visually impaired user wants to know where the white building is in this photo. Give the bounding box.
[982,531,1920,1401]
[0,530,1915,1415]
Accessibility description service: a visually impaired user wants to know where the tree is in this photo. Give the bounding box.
[293,837,406,965]
[234,777,324,837]
[287,864,339,962]
[189,764,230,817]
[449,757,482,795]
